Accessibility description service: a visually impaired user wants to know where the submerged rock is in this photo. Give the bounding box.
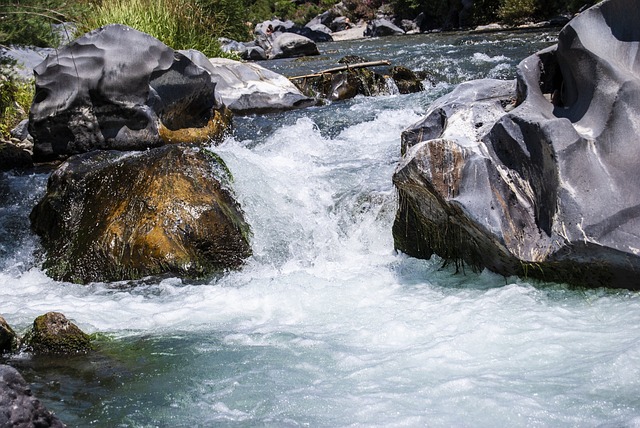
[28,24,230,161]
[393,0,640,289]
[0,364,66,427]
[30,144,252,284]
[0,315,18,354]
[389,66,424,94]
[22,312,92,355]
[293,56,423,101]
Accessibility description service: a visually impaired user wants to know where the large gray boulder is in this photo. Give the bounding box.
[180,52,315,114]
[28,24,230,161]
[0,365,65,427]
[393,0,640,289]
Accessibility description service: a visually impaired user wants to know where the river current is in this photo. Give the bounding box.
[2,30,640,427]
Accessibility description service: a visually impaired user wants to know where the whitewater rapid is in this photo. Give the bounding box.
[2,30,640,426]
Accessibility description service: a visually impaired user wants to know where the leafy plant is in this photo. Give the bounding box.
[498,0,538,23]
[0,0,88,47]
[0,64,33,140]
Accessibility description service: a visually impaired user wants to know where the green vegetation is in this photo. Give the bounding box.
[82,0,250,57]
[0,0,88,47]
[0,63,33,140]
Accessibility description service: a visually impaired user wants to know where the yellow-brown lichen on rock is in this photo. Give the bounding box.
[159,107,232,144]
[30,144,252,284]
[22,312,92,355]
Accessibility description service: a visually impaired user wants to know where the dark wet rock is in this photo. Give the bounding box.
[0,142,33,171]
[30,144,252,284]
[269,33,320,59]
[294,66,388,101]
[296,25,334,43]
[0,364,66,427]
[244,45,268,60]
[0,315,18,354]
[389,66,424,94]
[183,53,315,114]
[364,19,405,37]
[22,312,91,355]
[330,16,353,32]
[28,24,230,162]
[393,0,640,289]
[294,56,423,101]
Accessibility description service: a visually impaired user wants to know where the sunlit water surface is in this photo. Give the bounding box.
[2,30,640,427]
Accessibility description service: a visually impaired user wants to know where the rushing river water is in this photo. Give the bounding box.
[3,30,640,427]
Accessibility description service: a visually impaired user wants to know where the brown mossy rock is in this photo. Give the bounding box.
[30,144,252,284]
[0,315,19,354]
[295,68,387,101]
[22,312,91,355]
[389,66,424,94]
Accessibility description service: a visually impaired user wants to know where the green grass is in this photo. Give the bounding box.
[83,0,245,57]
[0,67,34,140]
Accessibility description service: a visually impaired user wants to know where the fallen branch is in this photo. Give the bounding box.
[289,60,391,79]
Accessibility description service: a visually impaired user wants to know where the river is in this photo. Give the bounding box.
[2,30,640,427]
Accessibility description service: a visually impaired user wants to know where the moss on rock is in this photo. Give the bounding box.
[22,312,92,355]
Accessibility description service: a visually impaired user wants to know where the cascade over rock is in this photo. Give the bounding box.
[393,0,640,289]
[28,24,230,161]
[0,365,66,427]
[30,144,252,284]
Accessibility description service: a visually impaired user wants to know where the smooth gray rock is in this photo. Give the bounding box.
[269,33,319,59]
[364,19,405,37]
[180,52,315,114]
[393,0,640,289]
[28,24,227,161]
[0,365,65,427]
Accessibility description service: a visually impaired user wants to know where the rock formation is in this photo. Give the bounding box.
[293,57,424,101]
[30,144,252,284]
[268,32,320,59]
[0,365,66,427]
[364,19,405,37]
[180,52,315,114]
[22,312,92,355]
[28,24,230,161]
[0,315,18,354]
[393,0,640,289]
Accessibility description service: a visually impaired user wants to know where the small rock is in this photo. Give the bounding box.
[23,312,92,355]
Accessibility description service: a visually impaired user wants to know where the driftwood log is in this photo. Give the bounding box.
[289,60,391,80]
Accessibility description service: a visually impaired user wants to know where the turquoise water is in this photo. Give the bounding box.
[3,30,640,427]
